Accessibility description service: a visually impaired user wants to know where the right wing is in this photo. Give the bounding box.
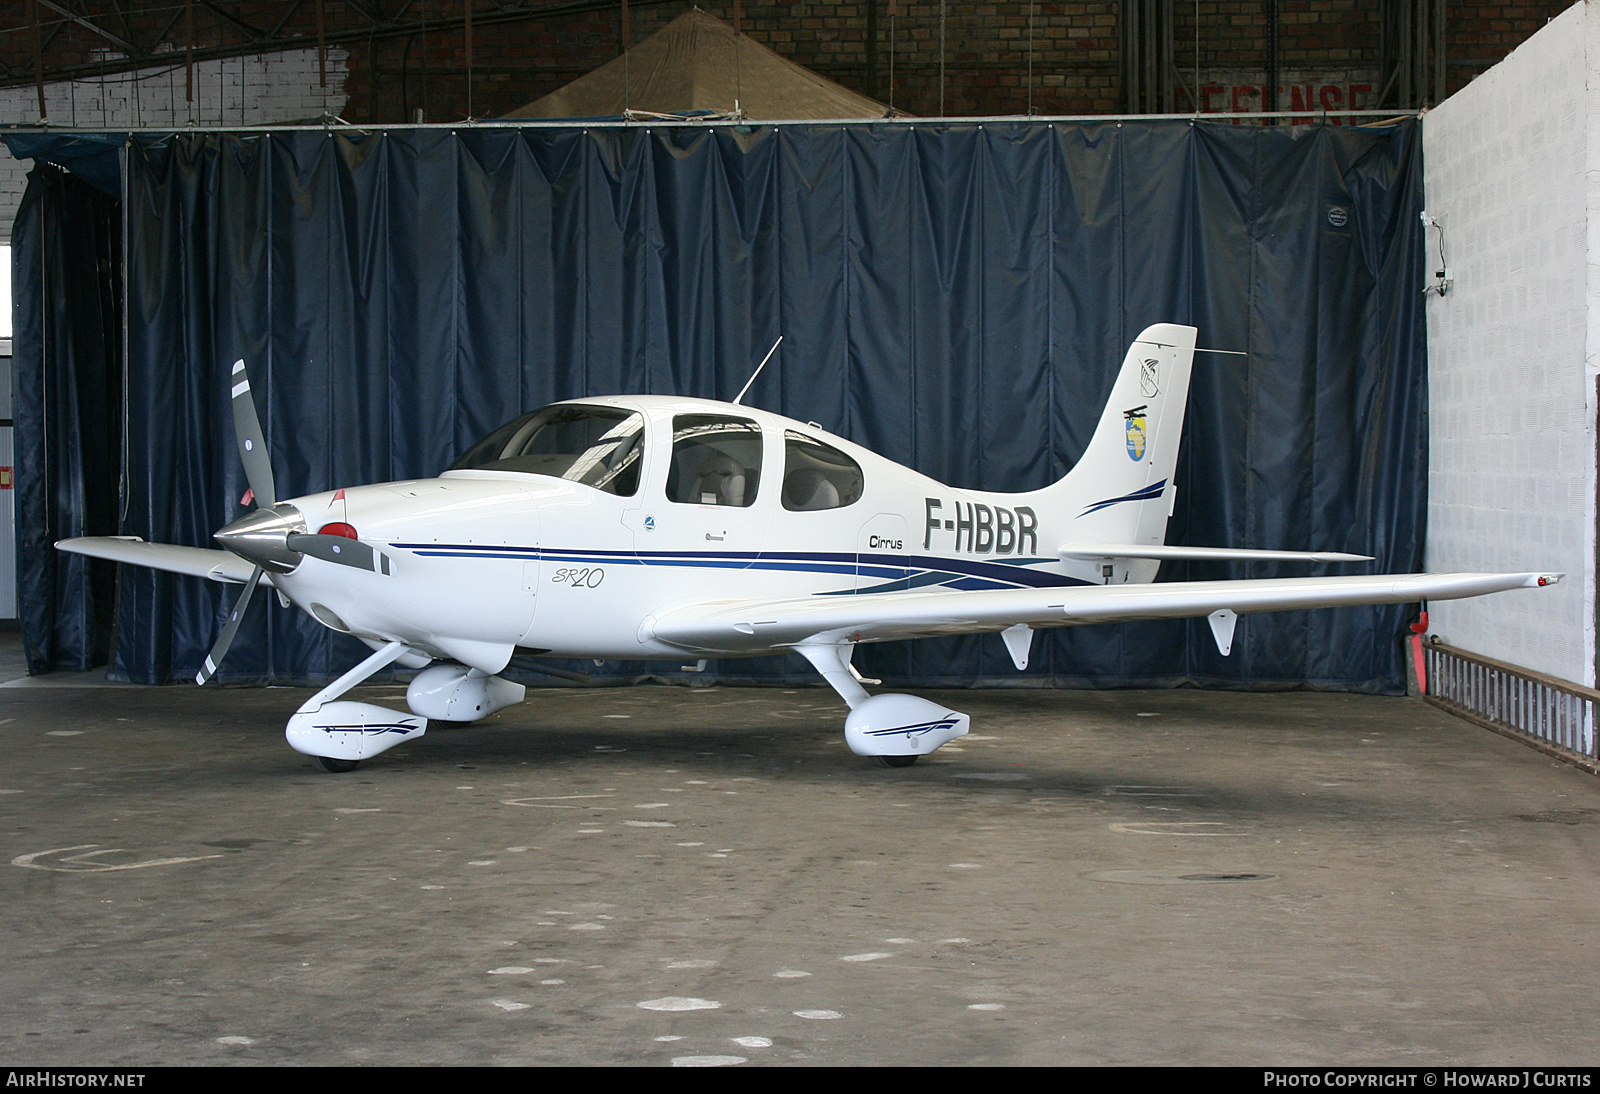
[1059,543,1373,563]
[56,537,261,585]
[649,571,1559,654]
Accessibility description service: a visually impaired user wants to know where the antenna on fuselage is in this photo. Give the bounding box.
[732,335,784,406]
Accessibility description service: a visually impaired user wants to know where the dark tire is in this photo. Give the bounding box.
[874,754,919,768]
[310,755,360,773]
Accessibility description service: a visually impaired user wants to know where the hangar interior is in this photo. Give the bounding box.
[3,2,1593,749]
[5,0,1600,1070]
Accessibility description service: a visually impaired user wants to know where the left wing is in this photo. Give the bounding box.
[57,537,260,584]
[649,571,1559,654]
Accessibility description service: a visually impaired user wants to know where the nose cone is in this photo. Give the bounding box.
[215,503,308,573]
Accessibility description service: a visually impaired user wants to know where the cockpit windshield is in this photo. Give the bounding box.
[449,405,644,496]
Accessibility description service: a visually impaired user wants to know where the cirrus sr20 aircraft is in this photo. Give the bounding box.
[58,324,1559,771]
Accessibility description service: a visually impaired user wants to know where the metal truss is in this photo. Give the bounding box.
[2,0,671,89]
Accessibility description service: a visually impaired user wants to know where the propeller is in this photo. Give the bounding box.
[196,567,263,686]
[198,358,392,684]
[197,359,278,685]
[229,358,276,509]
[196,360,392,684]
[287,533,393,575]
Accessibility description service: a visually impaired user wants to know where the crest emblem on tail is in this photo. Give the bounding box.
[1124,406,1148,461]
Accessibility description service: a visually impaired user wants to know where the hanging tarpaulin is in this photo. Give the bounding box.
[38,119,1425,692]
[1,132,127,196]
[12,164,124,673]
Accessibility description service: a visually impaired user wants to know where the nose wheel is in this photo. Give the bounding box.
[285,641,428,771]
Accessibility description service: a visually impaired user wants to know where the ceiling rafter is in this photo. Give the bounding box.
[198,1,266,43]
[33,0,137,54]
[109,0,140,51]
[268,2,309,40]
[2,0,678,91]
[340,0,389,25]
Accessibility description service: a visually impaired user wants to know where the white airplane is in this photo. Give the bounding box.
[58,324,1559,772]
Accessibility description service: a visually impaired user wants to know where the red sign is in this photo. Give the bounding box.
[1176,75,1377,124]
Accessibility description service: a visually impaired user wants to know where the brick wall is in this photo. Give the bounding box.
[0,1,1577,126]
[0,49,350,243]
[340,0,1577,120]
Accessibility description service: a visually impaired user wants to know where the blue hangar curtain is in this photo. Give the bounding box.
[11,163,123,675]
[20,119,1428,691]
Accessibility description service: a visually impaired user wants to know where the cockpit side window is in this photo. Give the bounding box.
[782,431,863,511]
[449,405,644,497]
[667,414,762,507]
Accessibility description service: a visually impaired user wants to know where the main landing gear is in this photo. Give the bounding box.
[794,641,970,766]
[309,756,361,773]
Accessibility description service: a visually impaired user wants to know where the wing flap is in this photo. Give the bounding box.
[650,572,1558,653]
[56,537,260,585]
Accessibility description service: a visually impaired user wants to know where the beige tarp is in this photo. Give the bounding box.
[504,8,897,121]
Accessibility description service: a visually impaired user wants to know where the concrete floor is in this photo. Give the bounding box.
[3,646,1599,1066]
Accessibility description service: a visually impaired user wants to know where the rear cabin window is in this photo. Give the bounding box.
[450,405,644,497]
[782,431,863,511]
[667,415,763,507]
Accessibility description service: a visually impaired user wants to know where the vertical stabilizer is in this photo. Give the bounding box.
[1039,324,1197,552]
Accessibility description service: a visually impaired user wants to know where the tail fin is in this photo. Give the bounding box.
[1038,323,1196,549]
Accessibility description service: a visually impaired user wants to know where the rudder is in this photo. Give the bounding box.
[1037,323,1197,549]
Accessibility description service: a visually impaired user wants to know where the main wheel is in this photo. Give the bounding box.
[874,754,918,768]
[310,755,360,773]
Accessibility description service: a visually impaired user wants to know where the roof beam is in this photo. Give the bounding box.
[198,1,266,42]
[268,1,307,41]
[33,0,137,54]
[2,0,682,90]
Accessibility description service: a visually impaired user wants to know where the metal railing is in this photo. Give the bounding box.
[1423,639,1600,775]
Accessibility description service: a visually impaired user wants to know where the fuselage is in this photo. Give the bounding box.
[265,395,1116,673]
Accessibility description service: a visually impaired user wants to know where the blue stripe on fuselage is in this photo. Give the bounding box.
[389,543,1093,592]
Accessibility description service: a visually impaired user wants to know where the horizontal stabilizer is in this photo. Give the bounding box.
[1060,543,1372,563]
[56,537,261,584]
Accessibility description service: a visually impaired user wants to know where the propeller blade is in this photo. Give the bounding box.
[196,565,264,685]
[286,533,393,575]
[230,359,276,510]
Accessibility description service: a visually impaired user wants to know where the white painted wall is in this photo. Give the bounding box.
[1422,0,1596,686]
[0,47,350,244]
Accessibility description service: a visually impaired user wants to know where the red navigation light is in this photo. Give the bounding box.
[318,522,359,540]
